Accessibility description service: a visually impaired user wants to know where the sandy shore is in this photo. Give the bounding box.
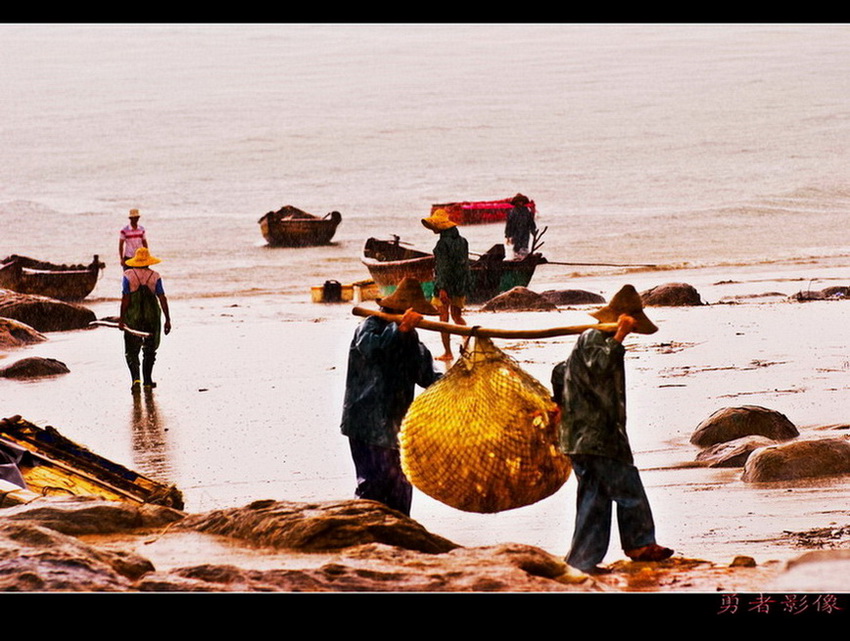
[2,257,850,591]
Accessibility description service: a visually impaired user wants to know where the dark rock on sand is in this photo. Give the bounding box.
[481,287,557,312]
[0,290,96,332]
[695,435,777,468]
[0,521,154,591]
[0,317,45,348]
[180,498,458,554]
[539,289,606,306]
[691,405,799,448]
[742,437,850,482]
[3,495,184,535]
[790,285,849,302]
[641,282,704,306]
[0,356,69,378]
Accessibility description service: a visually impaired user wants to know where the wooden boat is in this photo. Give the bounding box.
[430,197,536,226]
[0,415,184,510]
[0,254,105,301]
[258,205,342,247]
[361,237,547,304]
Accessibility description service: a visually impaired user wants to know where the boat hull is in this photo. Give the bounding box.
[362,237,545,304]
[0,255,104,301]
[259,208,342,247]
[431,197,536,226]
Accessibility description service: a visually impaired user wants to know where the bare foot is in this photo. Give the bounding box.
[435,353,453,362]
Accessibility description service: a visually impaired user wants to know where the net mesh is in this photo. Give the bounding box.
[400,336,571,513]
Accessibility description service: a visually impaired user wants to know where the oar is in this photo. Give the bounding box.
[89,320,151,338]
[352,306,617,339]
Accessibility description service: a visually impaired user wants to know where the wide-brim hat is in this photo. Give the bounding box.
[125,247,161,267]
[128,208,140,218]
[376,277,438,315]
[421,208,457,232]
[589,284,658,334]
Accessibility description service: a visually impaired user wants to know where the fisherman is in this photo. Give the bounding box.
[422,208,472,361]
[340,277,441,516]
[504,193,536,259]
[119,247,172,392]
[119,208,149,270]
[551,285,673,575]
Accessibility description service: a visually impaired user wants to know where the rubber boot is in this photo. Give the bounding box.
[142,350,157,388]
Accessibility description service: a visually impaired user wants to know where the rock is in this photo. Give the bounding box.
[690,406,799,447]
[539,289,606,306]
[3,495,185,535]
[770,549,850,592]
[790,286,849,302]
[0,317,45,348]
[0,356,69,378]
[0,290,96,332]
[820,286,849,299]
[179,498,459,553]
[640,282,704,306]
[481,287,557,312]
[0,521,154,591]
[695,435,777,467]
[742,438,850,482]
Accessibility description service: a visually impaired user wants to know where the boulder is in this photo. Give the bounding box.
[742,438,850,482]
[695,435,777,468]
[480,287,558,312]
[179,498,459,553]
[0,290,95,332]
[539,289,606,306]
[791,286,849,302]
[690,406,799,448]
[0,356,69,378]
[0,317,45,348]
[640,282,704,306]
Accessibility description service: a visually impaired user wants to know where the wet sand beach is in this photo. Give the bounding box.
[3,256,849,592]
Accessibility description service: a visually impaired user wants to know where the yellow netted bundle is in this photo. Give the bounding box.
[400,336,571,513]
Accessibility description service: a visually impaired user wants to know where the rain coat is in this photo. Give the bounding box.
[341,316,441,449]
[433,227,471,298]
[551,328,633,464]
[504,204,537,252]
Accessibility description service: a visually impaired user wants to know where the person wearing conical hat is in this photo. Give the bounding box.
[551,285,673,575]
[119,247,172,392]
[422,208,471,361]
[504,193,537,259]
[119,208,149,270]
[340,277,441,516]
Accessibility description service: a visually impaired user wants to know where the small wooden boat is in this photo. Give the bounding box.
[0,254,105,301]
[0,415,184,510]
[258,205,342,247]
[430,197,536,226]
[362,237,547,304]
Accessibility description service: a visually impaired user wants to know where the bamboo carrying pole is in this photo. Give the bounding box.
[352,306,617,339]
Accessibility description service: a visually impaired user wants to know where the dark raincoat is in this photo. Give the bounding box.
[433,227,471,298]
[340,316,441,449]
[551,328,633,464]
[504,204,537,252]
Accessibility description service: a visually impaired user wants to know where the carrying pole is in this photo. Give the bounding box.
[352,306,617,339]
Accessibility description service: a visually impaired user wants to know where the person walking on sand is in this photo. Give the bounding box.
[504,193,537,259]
[340,277,442,516]
[119,208,148,270]
[551,285,673,575]
[422,208,471,361]
[119,247,171,392]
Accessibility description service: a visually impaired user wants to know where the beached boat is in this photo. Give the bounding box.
[0,254,105,301]
[430,197,536,226]
[0,415,184,510]
[361,237,547,304]
[258,205,342,247]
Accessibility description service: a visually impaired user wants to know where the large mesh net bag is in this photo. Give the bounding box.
[400,335,571,513]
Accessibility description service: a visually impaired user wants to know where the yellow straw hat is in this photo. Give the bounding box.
[421,208,457,232]
[128,208,140,218]
[125,247,161,267]
[589,285,658,334]
[377,277,438,315]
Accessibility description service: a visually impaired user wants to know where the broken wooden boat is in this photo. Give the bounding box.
[0,415,184,510]
[0,254,105,301]
[361,236,547,304]
[258,205,342,247]
[430,197,536,226]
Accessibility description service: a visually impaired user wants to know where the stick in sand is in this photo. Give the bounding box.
[352,306,617,339]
